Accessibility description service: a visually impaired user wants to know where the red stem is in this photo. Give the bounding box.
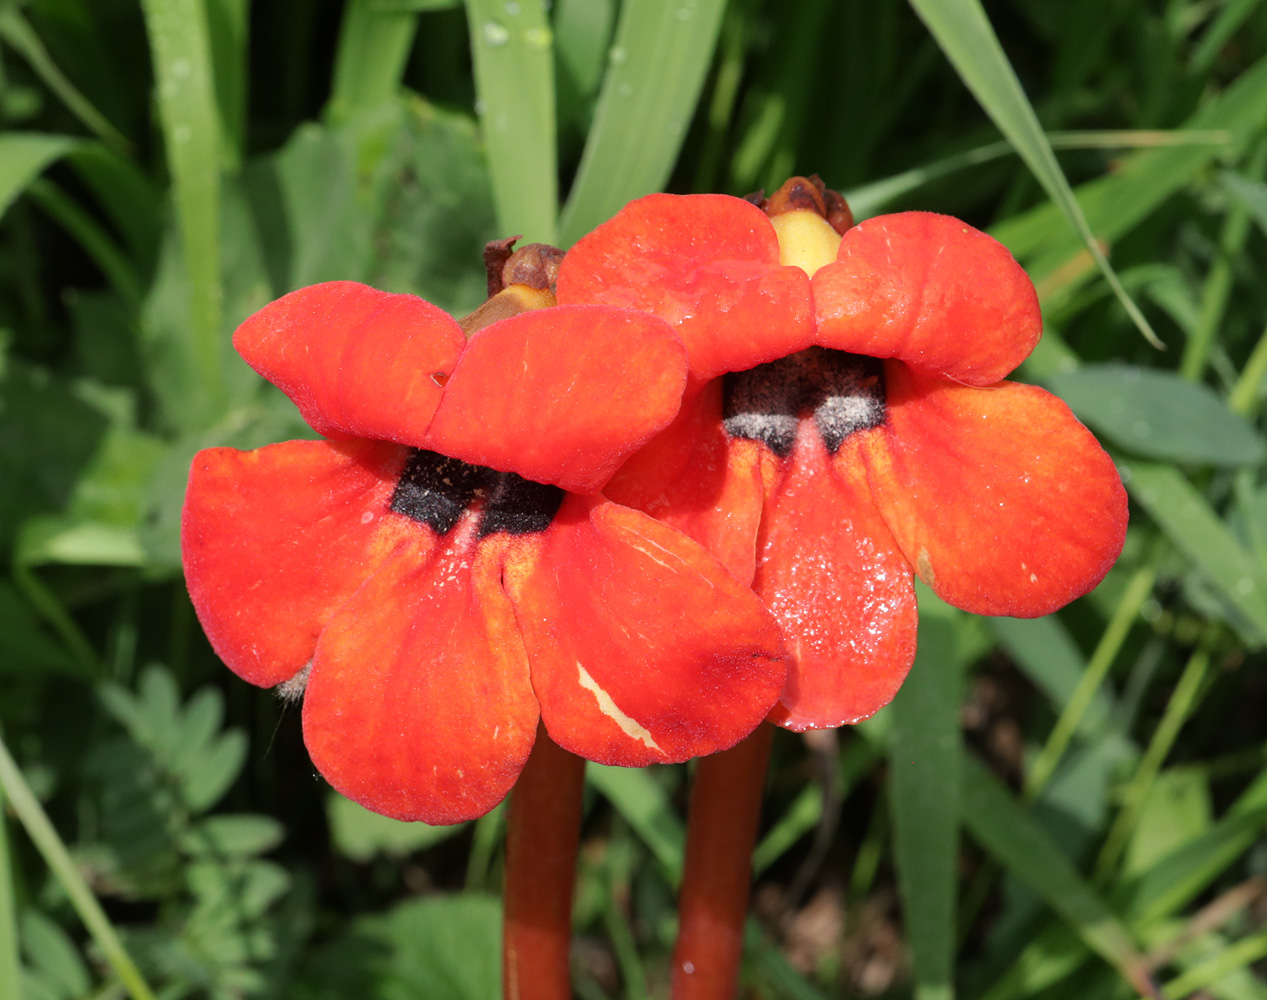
[672,723,774,1000]
[503,723,586,1000]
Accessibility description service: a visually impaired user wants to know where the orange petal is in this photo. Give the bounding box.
[757,432,918,729]
[504,494,788,766]
[813,213,1041,385]
[303,531,538,823]
[604,380,765,584]
[181,439,412,687]
[233,281,465,444]
[556,193,815,382]
[862,363,1128,617]
[426,306,687,494]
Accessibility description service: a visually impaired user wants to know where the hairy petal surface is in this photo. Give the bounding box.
[757,433,918,729]
[862,363,1128,617]
[505,494,788,766]
[556,193,815,382]
[604,381,765,584]
[233,281,465,444]
[813,213,1041,385]
[181,439,410,687]
[427,306,687,494]
[303,531,538,824]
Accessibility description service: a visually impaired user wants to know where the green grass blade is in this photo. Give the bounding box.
[1095,643,1214,879]
[26,179,143,305]
[1190,0,1264,75]
[890,611,962,1000]
[205,0,249,166]
[0,9,131,154]
[587,764,684,886]
[908,0,1161,348]
[0,133,79,220]
[1162,927,1267,999]
[961,755,1153,996]
[0,736,156,1000]
[559,0,727,245]
[140,0,225,412]
[464,0,556,244]
[0,769,19,1000]
[992,56,1267,275]
[328,0,421,120]
[1025,566,1157,799]
[1125,462,1267,644]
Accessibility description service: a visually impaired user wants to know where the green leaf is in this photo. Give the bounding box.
[465,0,557,243]
[20,911,89,1000]
[365,894,501,1000]
[140,0,226,413]
[558,0,727,245]
[908,0,1160,347]
[587,764,684,884]
[181,814,285,858]
[1122,768,1212,874]
[0,133,79,220]
[182,730,247,813]
[961,755,1151,994]
[1046,364,1265,467]
[1125,462,1267,644]
[890,611,962,1000]
[327,793,467,863]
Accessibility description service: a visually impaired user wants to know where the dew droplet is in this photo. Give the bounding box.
[171,58,192,79]
[617,82,633,97]
[504,0,521,13]
[525,26,552,48]
[608,46,627,65]
[483,21,510,46]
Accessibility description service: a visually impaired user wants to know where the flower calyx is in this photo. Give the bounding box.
[749,175,853,277]
[461,237,565,337]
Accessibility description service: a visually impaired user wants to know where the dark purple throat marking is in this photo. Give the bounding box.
[390,449,565,537]
[722,348,886,458]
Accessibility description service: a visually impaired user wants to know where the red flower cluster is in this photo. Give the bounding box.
[182,280,788,823]
[183,178,1127,824]
[555,184,1128,728]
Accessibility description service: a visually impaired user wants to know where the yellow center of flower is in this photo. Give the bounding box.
[770,209,842,276]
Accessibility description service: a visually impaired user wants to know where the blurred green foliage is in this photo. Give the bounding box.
[1,0,1266,997]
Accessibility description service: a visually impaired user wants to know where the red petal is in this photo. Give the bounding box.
[426,306,687,494]
[813,213,1041,386]
[181,439,411,687]
[605,381,765,584]
[862,363,1128,617]
[303,532,538,823]
[757,433,918,729]
[233,281,465,444]
[556,193,815,381]
[504,494,788,766]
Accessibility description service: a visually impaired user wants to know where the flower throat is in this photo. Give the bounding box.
[390,450,564,537]
[722,348,886,458]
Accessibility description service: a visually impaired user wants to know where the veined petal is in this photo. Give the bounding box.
[303,531,538,824]
[504,494,788,766]
[757,432,917,730]
[556,193,815,381]
[426,306,687,494]
[813,213,1041,385]
[862,363,1128,617]
[181,439,411,687]
[233,281,465,444]
[604,381,765,584]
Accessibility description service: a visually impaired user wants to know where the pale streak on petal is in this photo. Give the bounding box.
[576,661,661,752]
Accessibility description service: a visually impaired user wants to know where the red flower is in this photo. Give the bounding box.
[181,281,789,822]
[555,186,1128,730]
